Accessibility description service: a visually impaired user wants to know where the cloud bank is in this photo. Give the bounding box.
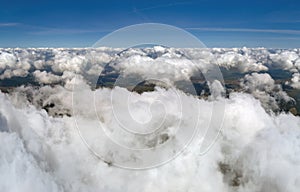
[0,47,299,85]
[0,47,300,192]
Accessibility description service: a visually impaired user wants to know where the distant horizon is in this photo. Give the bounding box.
[0,30,299,49]
[0,45,299,49]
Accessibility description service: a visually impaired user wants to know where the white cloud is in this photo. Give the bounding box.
[241,72,293,111]
[290,73,300,89]
[33,70,61,84]
[269,50,299,70]
[0,81,300,192]
[186,27,300,35]
[0,47,298,192]
[0,23,19,27]
[0,47,299,85]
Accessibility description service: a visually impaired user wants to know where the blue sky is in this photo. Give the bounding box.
[0,0,299,48]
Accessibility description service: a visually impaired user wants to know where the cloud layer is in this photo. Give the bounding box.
[0,47,299,85]
[0,47,300,191]
[0,79,300,191]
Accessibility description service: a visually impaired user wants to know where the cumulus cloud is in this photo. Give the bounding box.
[0,51,30,79]
[0,47,299,85]
[290,73,300,89]
[269,50,299,70]
[213,50,268,72]
[0,47,300,191]
[33,70,61,84]
[208,80,225,99]
[0,48,114,84]
[0,81,300,191]
[113,54,200,83]
[220,93,300,192]
[240,72,293,111]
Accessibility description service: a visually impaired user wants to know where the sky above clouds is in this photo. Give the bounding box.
[0,0,299,48]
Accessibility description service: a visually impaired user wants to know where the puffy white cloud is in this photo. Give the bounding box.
[241,73,292,111]
[33,70,61,84]
[220,93,300,192]
[52,50,87,73]
[269,50,299,70]
[241,73,275,92]
[290,73,300,89]
[0,47,299,192]
[0,51,30,79]
[295,59,300,70]
[0,52,16,69]
[208,80,225,99]
[114,54,199,83]
[0,47,300,86]
[0,81,300,192]
[213,50,268,72]
[0,132,62,192]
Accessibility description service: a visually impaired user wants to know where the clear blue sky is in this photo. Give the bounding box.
[0,0,299,48]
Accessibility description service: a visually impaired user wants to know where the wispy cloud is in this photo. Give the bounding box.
[19,24,112,35]
[269,19,300,23]
[133,1,193,12]
[30,28,99,35]
[1,23,105,35]
[186,27,300,35]
[0,23,19,27]
[132,1,194,22]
